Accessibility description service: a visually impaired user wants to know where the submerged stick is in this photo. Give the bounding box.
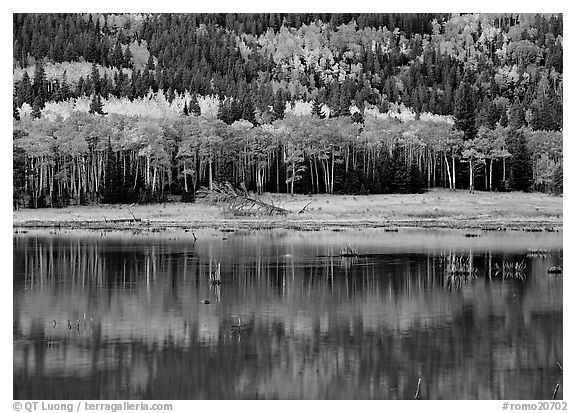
[553,383,560,400]
[414,378,422,400]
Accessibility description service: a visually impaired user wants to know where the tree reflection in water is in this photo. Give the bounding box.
[13,229,562,399]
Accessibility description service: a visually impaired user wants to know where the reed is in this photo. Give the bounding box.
[494,261,526,280]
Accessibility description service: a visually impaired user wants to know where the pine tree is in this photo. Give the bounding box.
[312,98,325,118]
[189,94,201,115]
[58,71,70,101]
[510,131,533,191]
[408,161,424,193]
[146,53,155,71]
[272,90,285,120]
[123,44,133,69]
[217,98,231,124]
[389,144,409,193]
[17,71,33,106]
[453,80,477,139]
[31,96,42,119]
[166,87,175,103]
[33,61,47,106]
[90,62,101,94]
[242,94,257,125]
[508,99,525,130]
[102,138,123,203]
[89,93,106,115]
[13,95,20,120]
[552,161,563,195]
[112,42,124,69]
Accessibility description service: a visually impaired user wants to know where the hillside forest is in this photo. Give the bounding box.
[12,13,563,208]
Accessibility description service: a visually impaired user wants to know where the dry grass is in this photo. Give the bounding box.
[13,189,562,229]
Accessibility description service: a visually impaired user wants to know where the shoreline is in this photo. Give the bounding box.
[12,217,562,232]
[12,191,563,233]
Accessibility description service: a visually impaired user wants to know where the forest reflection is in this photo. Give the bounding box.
[13,230,562,400]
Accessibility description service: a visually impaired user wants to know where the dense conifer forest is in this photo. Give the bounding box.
[12,13,563,208]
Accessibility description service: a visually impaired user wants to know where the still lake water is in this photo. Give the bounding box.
[13,228,562,400]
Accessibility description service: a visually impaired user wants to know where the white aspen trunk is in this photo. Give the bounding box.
[134,158,139,190]
[290,160,295,195]
[489,159,493,191]
[444,154,452,190]
[208,159,213,191]
[314,158,319,194]
[452,156,456,190]
[469,159,474,193]
[330,148,335,194]
[309,158,314,193]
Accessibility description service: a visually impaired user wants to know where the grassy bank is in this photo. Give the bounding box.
[12,189,562,231]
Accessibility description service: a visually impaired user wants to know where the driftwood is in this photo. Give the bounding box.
[298,201,312,214]
[196,181,289,216]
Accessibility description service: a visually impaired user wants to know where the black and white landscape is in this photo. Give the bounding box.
[13,13,563,401]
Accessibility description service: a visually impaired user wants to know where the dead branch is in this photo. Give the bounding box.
[298,201,312,214]
[196,181,289,216]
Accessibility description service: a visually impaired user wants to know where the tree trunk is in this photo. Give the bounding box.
[469,159,474,193]
[330,147,335,194]
[208,159,213,191]
[444,154,452,190]
[452,156,456,190]
[489,159,493,191]
[309,158,314,193]
[290,160,295,195]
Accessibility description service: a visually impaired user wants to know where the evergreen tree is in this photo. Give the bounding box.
[552,161,563,195]
[351,111,364,124]
[89,93,107,115]
[242,94,257,125]
[166,87,175,103]
[123,44,133,69]
[17,72,33,106]
[13,95,20,120]
[508,99,526,130]
[408,161,424,193]
[102,138,124,203]
[189,94,201,115]
[57,71,71,101]
[90,62,101,94]
[312,98,325,118]
[389,144,409,193]
[112,42,124,69]
[33,61,47,106]
[146,53,155,71]
[217,98,232,124]
[13,135,27,209]
[453,80,477,139]
[75,76,85,97]
[509,131,533,191]
[31,96,42,119]
[272,90,285,120]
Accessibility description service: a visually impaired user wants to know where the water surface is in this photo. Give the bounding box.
[13,228,563,399]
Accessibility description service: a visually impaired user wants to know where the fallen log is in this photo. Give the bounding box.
[196,181,289,216]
